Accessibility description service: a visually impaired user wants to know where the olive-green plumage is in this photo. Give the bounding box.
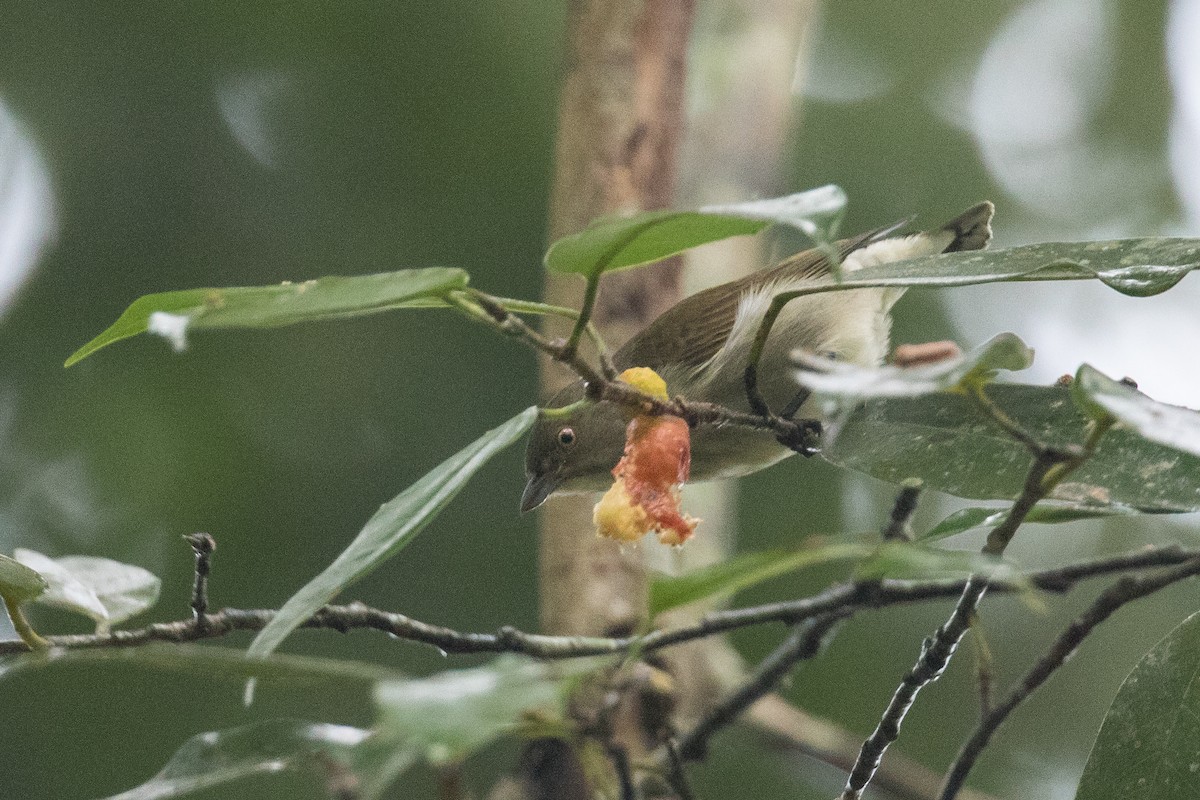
[522,202,994,512]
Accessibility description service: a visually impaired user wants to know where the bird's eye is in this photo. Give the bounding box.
[557,427,576,446]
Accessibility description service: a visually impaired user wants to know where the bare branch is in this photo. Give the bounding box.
[663,737,697,800]
[2,545,1195,662]
[678,613,846,761]
[938,556,1200,800]
[183,532,216,630]
[840,438,1087,800]
[745,696,1002,800]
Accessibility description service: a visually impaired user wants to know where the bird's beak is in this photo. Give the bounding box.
[520,471,561,514]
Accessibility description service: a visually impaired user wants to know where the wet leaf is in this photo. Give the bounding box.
[95,719,408,800]
[66,267,469,365]
[795,332,1034,410]
[15,549,160,633]
[544,185,846,277]
[823,384,1200,512]
[374,654,594,764]
[770,237,1200,300]
[650,541,871,616]
[1075,611,1200,800]
[1073,365,1200,458]
[245,407,537,672]
[0,552,47,605]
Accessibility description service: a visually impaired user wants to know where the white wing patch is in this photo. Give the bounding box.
[842,230,953,272]
[673,229,958,409]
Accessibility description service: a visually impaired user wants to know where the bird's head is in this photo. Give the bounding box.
[521,383,628,513]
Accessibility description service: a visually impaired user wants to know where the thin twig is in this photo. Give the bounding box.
[663,737,697,800]
[183,532,216,630]
[450,290,606,386]
[779,387,812,420]
[938,556,1200,800]
[840,445,1074,800]
[451,288,819,448]
[968,615,994,718]
[609,745,638,800]
[1,545,1194,659]
[483,291,619,379]
[745,696,1002,800]
[678,613,847,761]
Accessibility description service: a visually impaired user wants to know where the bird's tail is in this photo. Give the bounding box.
[940,201,994,252]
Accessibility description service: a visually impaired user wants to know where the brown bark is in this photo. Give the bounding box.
[539,0,696,641]
[658,0,820,733]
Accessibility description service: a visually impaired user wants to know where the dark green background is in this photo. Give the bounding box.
[0,1,1196,798]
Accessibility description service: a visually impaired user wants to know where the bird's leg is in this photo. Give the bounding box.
[778,388,812,421]
[776,418,822,457]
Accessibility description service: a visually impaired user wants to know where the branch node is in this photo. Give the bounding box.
[183,532,216,629]
[496,625,522,647]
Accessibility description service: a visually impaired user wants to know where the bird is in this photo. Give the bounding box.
[521,202,994,513]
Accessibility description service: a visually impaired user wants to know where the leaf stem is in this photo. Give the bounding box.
[967,384,1044,456]
[562,274,601,363]
[472,290,617,379]
[4,594,49,651]
[742,295,788,417]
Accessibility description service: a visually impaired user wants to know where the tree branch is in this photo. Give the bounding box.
[937,555,1200,800]
[678,613,847,761]
[840,423,1099,800]
[4,545,1197,659]
[183,532,216,631]
[453,286,822,452]
[745,696,1001,800]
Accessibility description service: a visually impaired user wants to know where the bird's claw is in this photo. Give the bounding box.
[776,418,822,457]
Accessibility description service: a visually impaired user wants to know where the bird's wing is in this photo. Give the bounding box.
[613,224,899,370]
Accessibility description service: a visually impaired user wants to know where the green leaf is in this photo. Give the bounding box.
[921,504,1132,542]
[374,654,593,764]
[96,719,412,800]
[822,384,1200,512]
[15,549,160,633]
[245,407,537,670]
[649,541,871,616]
[66,267,469,366]
[0,554,50,650]
[795,333,1034,409]
[852,541,1020,582]
[1073,365,1200,458]
[0,642,404,686]
[700,186,847,242]
[0,553,47,605]
[1075,611,1200,800]
[765,237,1200,304]
[543,185,847,277]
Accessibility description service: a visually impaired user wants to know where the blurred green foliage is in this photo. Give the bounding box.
[0,1,1195,799]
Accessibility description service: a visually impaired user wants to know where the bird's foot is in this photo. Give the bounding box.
[777,418,822,457]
